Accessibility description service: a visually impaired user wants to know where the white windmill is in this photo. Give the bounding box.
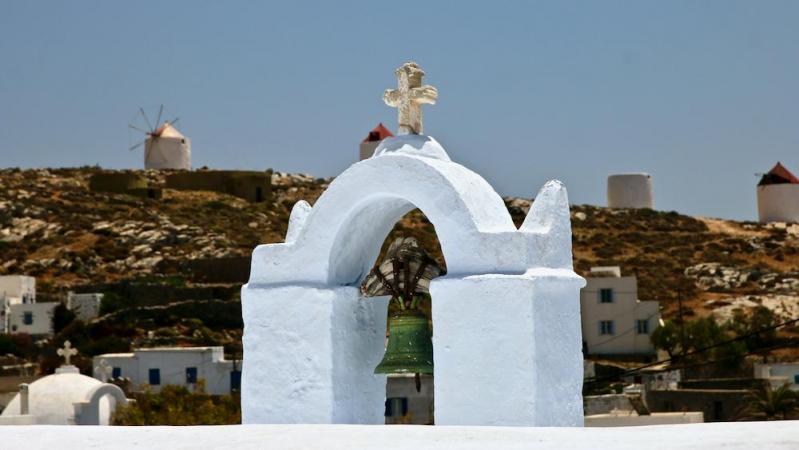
[129,105,191,170]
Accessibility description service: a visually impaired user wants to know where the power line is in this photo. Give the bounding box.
[584,315,799,385]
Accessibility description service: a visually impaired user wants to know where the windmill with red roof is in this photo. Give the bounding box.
[757,162,799,223]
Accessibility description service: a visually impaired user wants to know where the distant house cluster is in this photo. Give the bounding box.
[0,276,105,337]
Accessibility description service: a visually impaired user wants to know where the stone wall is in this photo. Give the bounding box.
[165,170,272,203]
[646,389,749,422]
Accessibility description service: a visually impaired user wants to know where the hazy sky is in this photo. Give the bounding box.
[1,1,798,221]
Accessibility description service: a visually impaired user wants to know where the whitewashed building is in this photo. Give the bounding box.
[66,292,104,321]
[754,362,799,390]
[0,275,56,335]
[0,276,36,333]
[93,347,240,395]
[757,162,799,223]
[580,267,660,355]
[7,303,56,335]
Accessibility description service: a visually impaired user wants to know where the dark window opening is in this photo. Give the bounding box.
[599,288,614,303]
[112,367,122,379]
[149,368,161,385]
[255,186,264,203]
[231,370,242,392]
[22,312,33,325]
[186,367,198,384]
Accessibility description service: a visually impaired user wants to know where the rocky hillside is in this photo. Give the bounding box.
[1,167,798,325]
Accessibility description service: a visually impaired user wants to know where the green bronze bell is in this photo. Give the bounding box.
[374,310,434,375]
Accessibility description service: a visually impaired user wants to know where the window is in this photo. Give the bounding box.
[714,401,724,421]
[794,374,799,385]
[599,320,615,335]
[636,319,650,334]
[384,397,409,417]
[112,367,122,379]
[599,288,614,303]
[148,368,161,385]
[186,367,198,384]
[22,312,33,325]
[231,370,242,392]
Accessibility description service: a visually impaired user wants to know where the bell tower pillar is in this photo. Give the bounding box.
[430,270,585,426]
[241,284,389,424]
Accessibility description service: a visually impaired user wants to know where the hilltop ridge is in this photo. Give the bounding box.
[1,167,797,326]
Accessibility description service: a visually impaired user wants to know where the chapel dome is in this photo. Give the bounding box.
[1,366,103,425]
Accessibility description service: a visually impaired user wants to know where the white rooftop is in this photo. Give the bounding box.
[0,422,796,449]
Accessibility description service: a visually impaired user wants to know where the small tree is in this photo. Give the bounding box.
[727,306,777,353]
[51,303,76,334]
[741,383,798,421]
[651,320,680,358]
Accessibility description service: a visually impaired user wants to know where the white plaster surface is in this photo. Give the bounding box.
[241,285,388,424]
[758,184,799,223]
[243,134,584,426]
[0,422,797,449]
[431,270,584,426]
[607,173,654,209]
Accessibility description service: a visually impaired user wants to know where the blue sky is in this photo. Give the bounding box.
[1,1,798,221]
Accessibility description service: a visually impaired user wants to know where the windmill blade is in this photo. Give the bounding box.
[139,107,154,132]
[128,124,149,134]
[167,117,180,127]
[155,104,164,128]
[128,140,145,151]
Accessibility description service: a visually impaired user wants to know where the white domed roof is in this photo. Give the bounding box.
[1,366,101,425]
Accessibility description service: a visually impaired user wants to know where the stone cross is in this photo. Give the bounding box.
[57,340,78,366]
[383,62,438,135]
[94,359,113,382]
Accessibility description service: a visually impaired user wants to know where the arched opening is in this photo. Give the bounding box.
[359,208,445,426]
[82,384,128,425]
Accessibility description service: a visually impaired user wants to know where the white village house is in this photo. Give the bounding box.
[580,266,660,355]
[754,362,799,390]
[93,346,241,395]
[0,275,56,335]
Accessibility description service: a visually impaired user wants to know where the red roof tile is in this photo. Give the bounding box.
[760,162,799,185]
[362,123,393,143]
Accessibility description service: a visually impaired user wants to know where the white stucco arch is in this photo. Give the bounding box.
[74,383,128,425]
[242,135,585,427]
[249,136,570,289]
